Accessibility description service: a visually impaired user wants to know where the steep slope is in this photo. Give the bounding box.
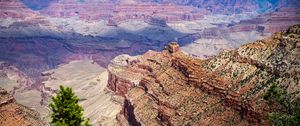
[20,0,293,15]
[0,1,299,125]
[41,60,123,125]
[0,0,38,19]
[107,24,300,125]
[0,61,49,120]
[0,87,43,126]
[203,24,300,99]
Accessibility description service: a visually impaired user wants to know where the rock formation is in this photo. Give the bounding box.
[0,87,43,126]
[229,3,300,33]
[0,0,299,125]
[137,0,297,14]
[0,62,32,92]
[5,0,294,24]
[0,0,38,19]
[108,24,300,125]
[37,1,207,23]
[41,60,123,125]
[0,62,49,124]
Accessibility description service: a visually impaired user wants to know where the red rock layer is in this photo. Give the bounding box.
[108,24,300,125]
[38,2,208,22]
[230,2,300,33]
[0,87,43,126]
[0,0,38,19]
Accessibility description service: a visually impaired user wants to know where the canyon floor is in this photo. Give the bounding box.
[41,60,122,125]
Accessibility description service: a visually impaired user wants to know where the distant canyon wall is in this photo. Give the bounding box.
[4,0,297,23]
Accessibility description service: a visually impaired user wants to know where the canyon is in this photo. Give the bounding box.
[108,25,300,125]
[0,87,43,125]
[41,60,123,125]
[0,0,299,77]
[0,0,299,125]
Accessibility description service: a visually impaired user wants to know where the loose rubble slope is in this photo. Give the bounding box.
[41,60,123,125]
[0,87,43,126]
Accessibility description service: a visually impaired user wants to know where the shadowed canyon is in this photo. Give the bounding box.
[0,0,299,125]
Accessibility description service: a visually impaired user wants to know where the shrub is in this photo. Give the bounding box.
[263,83,300,126]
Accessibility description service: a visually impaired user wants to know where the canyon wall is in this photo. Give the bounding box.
[107,25,300,125]
[7,0,295,23]
[39,2,207,23]
[136,0,298,14]
[0,1,299,125]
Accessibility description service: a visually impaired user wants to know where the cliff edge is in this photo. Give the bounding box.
[0,87,43,126]
[108,24,300,125]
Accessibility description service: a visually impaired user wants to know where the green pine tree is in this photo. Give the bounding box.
[49,85,92,126]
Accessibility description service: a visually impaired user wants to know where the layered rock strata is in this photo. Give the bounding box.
[38,1,207,23]
[108,25,300,125]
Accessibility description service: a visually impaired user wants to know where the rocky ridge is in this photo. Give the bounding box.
[0,87,43,126]
[108,25,300,125]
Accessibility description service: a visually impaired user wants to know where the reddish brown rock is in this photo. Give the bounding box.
[108,25,300,125]
[0,87,43,126]
[230,5,300,34]
[165,42,180,53]
[38,2,207,23]
[0,0,38,19]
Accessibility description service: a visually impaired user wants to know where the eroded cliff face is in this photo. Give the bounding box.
[1,0,299,79]
[0,62,32,92]
[18,0,293,20]
[0,62,49,124]
[0,1,299,125]
[0,87,43,126]
[107,25,300,125]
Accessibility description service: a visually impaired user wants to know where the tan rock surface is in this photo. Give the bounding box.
[41,60,122,125]
[0,62,51,124]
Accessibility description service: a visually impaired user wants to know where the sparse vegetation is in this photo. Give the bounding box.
[49,85,91,126]
[239,74,254,86]
[211,64,216,69]
[263,83,300,126]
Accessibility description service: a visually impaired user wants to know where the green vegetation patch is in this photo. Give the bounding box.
[263,83,300,126]
[49,85,92,126]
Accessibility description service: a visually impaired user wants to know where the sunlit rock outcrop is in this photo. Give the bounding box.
[108,25,300,125]
[0,87,43,126]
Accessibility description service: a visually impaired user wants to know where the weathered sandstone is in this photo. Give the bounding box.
[108,25,300,125]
